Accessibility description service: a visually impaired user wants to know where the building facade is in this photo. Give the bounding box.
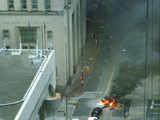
[0,0,87,86]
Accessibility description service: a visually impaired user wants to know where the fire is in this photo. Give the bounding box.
[98,97,117,109]
[98,100,105,105]
[109,102,113,107]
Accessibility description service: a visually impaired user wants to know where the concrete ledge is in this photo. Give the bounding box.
[0,10,64,16]
[46,93,61,101]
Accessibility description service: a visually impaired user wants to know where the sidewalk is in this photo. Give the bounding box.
[63,37,100,97]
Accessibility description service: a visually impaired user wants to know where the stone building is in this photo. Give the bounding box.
[0,0,87,86]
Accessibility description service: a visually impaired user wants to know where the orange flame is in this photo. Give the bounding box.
[99,97,117,109]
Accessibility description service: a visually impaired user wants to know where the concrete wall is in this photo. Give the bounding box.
[53,0,64,10]
[0,0,8,11]
[64,0,87,83]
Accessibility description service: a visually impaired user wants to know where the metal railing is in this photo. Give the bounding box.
[14,50,56,120]
[0,48,50,55]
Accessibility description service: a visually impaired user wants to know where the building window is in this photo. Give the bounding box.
[68,0,71,4]
[20,27,36,43]
[45,0,51,10]
[32,0,38,9]
[2,30,9,48]
[8,0,14,10]
[65,0,71,5]
[3,30,9,39]
[47,31,53,39]
[20,27,37,49]
[47,31,53,49]
[21,0,27,10]
[6,45,10,49]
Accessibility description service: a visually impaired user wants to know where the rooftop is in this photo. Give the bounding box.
[0,50,47,120]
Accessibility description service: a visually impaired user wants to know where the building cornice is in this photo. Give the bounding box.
[0,10,64,16]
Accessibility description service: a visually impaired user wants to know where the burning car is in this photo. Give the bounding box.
[98,97,117,110]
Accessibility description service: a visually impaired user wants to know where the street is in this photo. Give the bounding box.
[72,0,160,119]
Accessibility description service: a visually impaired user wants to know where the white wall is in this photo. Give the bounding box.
[15,0,21,10]
[52,0,65,11]
[0,0,8,11]
[0,15,67,85]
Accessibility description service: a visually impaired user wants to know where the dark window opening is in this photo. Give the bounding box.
[32,0,38,9]
[19,27,37,49]
[3,30,9,39]
[47,31,53,39]
[21,0,27,9]
[29,45,35,49]
[45,0,51,10]
[22,45,28,49]
[8,0,14,10]
[47,31,53,49]
[6,45,10,49]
